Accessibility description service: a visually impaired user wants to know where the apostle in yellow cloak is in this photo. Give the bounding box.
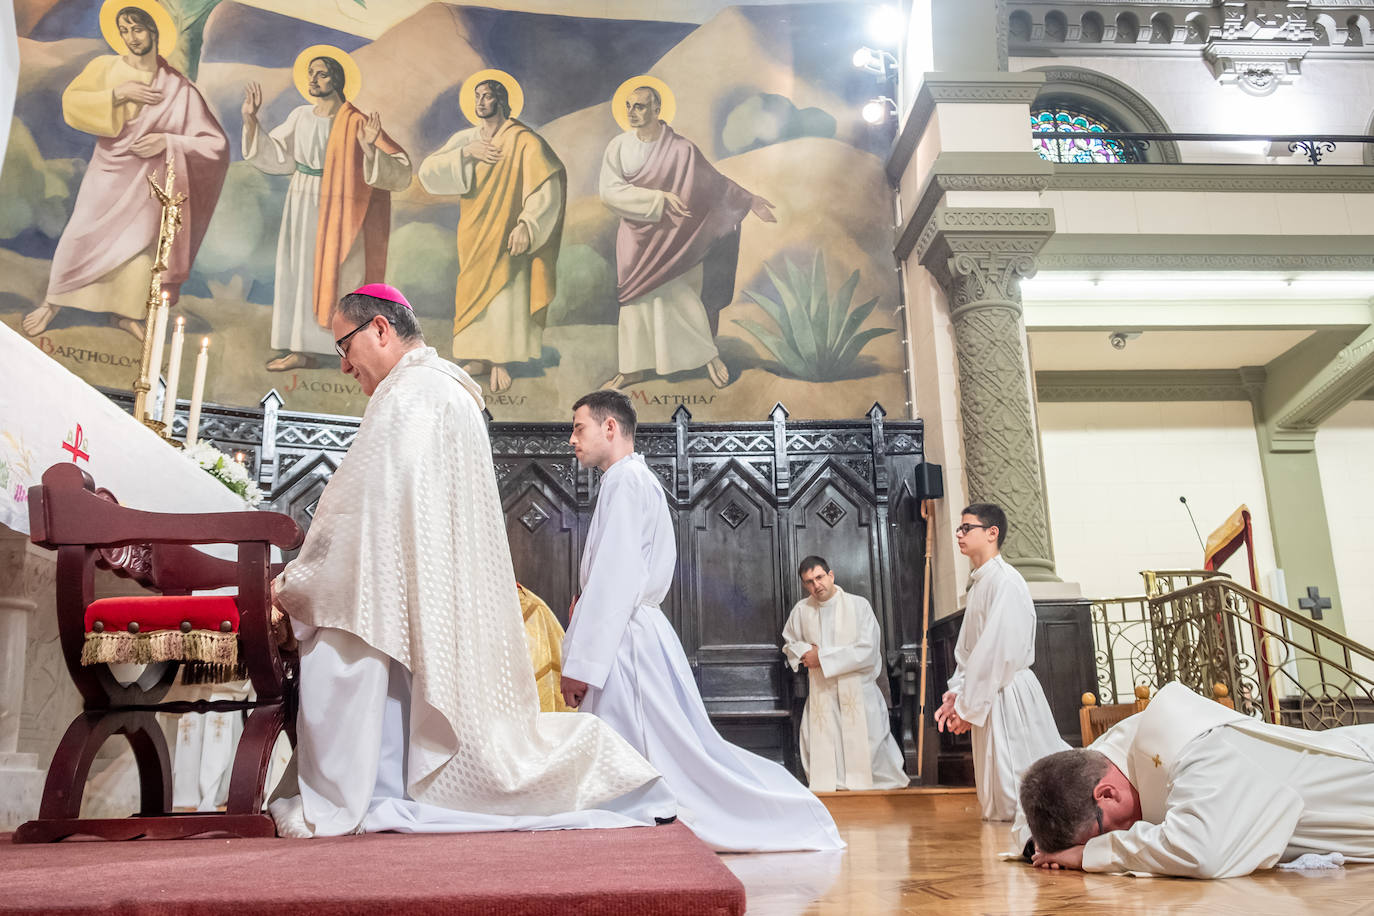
[418,71,565,394]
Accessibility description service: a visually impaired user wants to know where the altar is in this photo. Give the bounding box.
[0,320,259,829]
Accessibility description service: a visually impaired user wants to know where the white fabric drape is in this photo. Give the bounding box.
[273,348,670,835]
[947,555,1068,821]
[564,453,844,852]
[782,588,907,791]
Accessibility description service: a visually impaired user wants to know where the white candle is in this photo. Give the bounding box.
[185,337,209,446]
[146,292,169,413]
[160,315,186,430]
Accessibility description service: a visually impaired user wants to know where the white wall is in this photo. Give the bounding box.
[1039,400,1278,600]
[1316,399,1374,655]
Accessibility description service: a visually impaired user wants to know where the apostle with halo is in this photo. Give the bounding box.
[268,284,675,838]
[782,556,909,792]
[559,389,843,852]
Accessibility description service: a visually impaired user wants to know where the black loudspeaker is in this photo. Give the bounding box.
[914,462,944,501]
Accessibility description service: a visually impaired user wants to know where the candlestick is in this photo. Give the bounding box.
[160,315,186,430]
[145,292,168,409]
[185,337,209,446]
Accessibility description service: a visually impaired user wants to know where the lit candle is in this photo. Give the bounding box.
[146,291,169,414]
[234,452,245,464]
[160,315,185,430]
[185,337,209,446]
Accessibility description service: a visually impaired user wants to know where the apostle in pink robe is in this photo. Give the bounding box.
[23,6,228,340]
[598,86,775,390]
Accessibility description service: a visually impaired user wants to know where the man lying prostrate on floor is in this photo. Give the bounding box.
[268,284,676,837]
[1016,681,1374,878]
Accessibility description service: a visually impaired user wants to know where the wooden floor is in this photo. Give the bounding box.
[724,790,1374,915]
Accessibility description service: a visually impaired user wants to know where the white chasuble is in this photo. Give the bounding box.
[782,588,907,791]
[948,554,1068,821]
[563,453,844,852]
[273,348,670,835]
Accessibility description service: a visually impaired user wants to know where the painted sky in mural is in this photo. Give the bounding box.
[1,0,905,421]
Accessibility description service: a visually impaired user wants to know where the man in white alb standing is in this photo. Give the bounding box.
[782,556,908,791]
[934,502,1068,821]
[559,389,843,852]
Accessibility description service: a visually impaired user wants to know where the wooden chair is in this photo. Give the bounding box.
[14,462,303,842]
[1080,682,1236,745]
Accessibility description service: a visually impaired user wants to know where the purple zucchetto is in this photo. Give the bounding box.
[350,283,413,310]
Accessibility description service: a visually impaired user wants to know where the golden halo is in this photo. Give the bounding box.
[612,76,676,132]
[100,0,177,58]
[293,45,362,103]
[459,69,525,125]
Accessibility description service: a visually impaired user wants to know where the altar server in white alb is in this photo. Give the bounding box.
[782,557,908,791]
[559,389,844,852]
[1020,681,1374,877]
[934,503,1067,821]
[269,284,675,837]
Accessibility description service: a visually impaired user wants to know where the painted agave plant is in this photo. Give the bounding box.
[734,254,893,382]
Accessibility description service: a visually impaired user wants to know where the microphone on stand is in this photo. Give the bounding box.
[1179,496,1205,552]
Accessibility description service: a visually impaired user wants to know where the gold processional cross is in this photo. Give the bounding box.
[132,149,187,436]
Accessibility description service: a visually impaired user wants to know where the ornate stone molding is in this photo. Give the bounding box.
[911,206,1056,278]
[1275,325,1374,430]
[1204,38,1307,94]
[1035,369,1257,402]
[887,72,1048,183]
[1037,234,1374,271]
[1047,163,1374,192]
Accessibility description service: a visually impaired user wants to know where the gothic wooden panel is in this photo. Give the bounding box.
[501,464,579,626]
[788,464,881,621]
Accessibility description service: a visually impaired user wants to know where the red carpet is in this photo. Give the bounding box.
[1,823,745,915]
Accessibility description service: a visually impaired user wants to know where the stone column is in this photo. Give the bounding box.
[917,208,1058,581]
[0,528,45,829]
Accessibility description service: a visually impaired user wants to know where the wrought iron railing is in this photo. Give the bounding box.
[1032,131,1374,165]
[1149,577,1374,729]
[1090,595,1155,705]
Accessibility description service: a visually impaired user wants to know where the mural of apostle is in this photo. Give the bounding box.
[418,71,565,394]
[599,78,776,390]
[242,46,411,372]
[23,1,229,341]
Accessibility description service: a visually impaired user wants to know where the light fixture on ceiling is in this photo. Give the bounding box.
[862,96,898,125]
[852,46,897,75]
[1108,330,1143,350]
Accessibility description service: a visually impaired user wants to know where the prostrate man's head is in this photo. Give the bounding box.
[475,79,512,123]
[308,57,346,102]
[625,86,662,131]
[569,389,636,472]
[798,556,837,603]
[1019,749,1143,853]
[332,284,423,396]
[116,7,158,58]
[957,502,1007,568]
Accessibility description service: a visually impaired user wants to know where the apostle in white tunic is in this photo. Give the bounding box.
[782,557,908,791]
[1019,681,1374,877]
[598,86,775,390]
[268,285,675,838]
[242,55,411,372]
[418,78,564,394]
[559,390,844,852]
[934,503,1068,821]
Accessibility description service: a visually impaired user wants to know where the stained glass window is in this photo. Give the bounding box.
[1031,107,1141,163]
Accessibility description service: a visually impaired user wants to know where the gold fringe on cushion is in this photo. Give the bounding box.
[82,629,239,672]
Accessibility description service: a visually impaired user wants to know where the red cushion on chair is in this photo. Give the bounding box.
[85,596,240,634]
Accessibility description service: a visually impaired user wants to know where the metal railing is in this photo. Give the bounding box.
[1031,131,1374,165]
[1090,571,1374,730]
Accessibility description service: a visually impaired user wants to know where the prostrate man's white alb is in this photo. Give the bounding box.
[949,554,1068,820]
[563,452,845,852]
[1017,683,1374,878]
[782,586,908,791]
[272,348,673,836]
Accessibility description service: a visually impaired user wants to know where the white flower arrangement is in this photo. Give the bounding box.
[184,440,264,507]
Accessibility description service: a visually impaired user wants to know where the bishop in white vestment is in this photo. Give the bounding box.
[270,285,674,837]
[936,505,1068,821]
[560,390,844,852]
[1019,682,1374,877]
[782,560,908,791]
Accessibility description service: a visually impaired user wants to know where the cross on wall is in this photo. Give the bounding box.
[1298,586,1332,621]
